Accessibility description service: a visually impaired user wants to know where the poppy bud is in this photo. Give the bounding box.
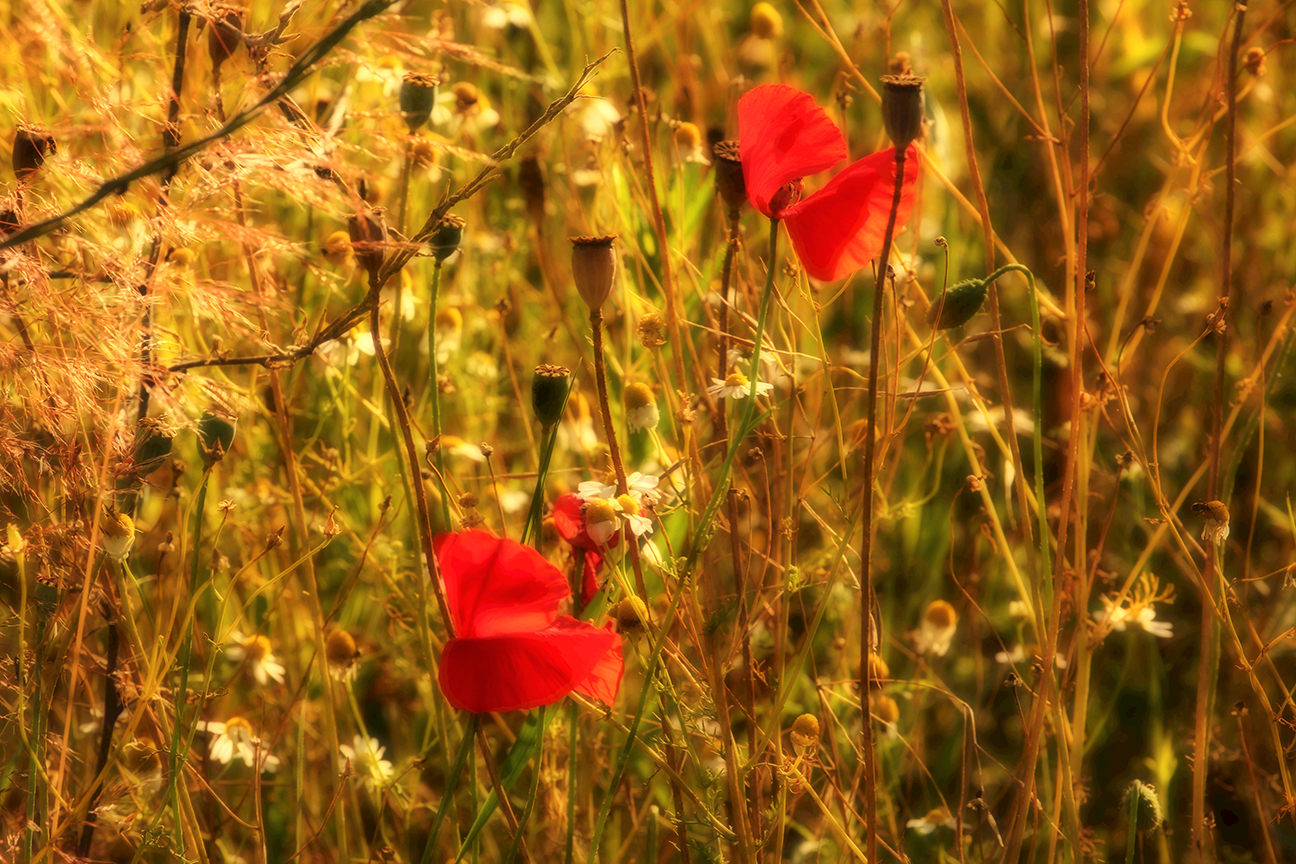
[749,2,783,39]
[624,382,659,431]
[133,417,174,477]
[14,127,56,181]
[531,364,570,429]
[790,713,819,755]
[867,652,889,687]
[400,72,440,132]
[570,235,618,314]
[1124,780,1164,832]
[428,214,465,262]
[712,140,746,211]
[348,208,388,282]
[198,411,237,466]
[928,279,987,330]
[615,596,649,633]
[207,5,243,73]
[880,74,926,152]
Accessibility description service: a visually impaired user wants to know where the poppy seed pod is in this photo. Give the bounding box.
[400,72,440,132]
[207,5,243,74]
[570,235,618,314]
[531,364,571,428]
[429,214,465,262]
[197,411,237,466]
[712,140,746,211]
[880,74,926,152]
[348,208,388,282]
[14,128,56,181]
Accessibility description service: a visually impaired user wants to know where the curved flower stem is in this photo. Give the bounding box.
[418,716,477,864]
[504,707,546,864]
[858,146,907,864]
[428,261,452,529]
[368,277,454,633]
[590,311,649,598]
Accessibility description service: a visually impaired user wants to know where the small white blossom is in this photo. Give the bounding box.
[912,600,957,657]
[339,735,395,789]
[1093,596,1173,639]
[224,631,287,686]
[708,371,773,401]
[906,806,956,835]
[198,717,281,773]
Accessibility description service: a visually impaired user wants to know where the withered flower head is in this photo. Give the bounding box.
[636,312,668,349]
[880,74,926,152]
[14,127,56,181]
[570,235,618,314]
[1192,500,1230,545]
[428,214,465,262]
[790,713,819,755]
[531,364,571,428]
[1124,780,1164,832]
[400,72,440,132]
[615,596,649,633]
[452,82,481,113]
[712,140,746,211]
[348,208,388,282]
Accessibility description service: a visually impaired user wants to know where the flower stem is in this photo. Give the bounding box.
[428,261,451,529]
[419,716,477,864]
[858,145,908,864]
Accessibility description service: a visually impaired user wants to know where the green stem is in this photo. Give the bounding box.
[428,261,451,528]
[564,702,578,864]
[503,706,546,864]
[1125,793,1139,864]
[419,716,477,864]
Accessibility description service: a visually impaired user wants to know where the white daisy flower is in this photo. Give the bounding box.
[198,717,281,772]
[339,734,395,789]
[1093,596,1173,639]
[912,600,958,657]
[224,631,287,686]
[613,494,654,539]
[708,370,773,401]
[906,806,956,835]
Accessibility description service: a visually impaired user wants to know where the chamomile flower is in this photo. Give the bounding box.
[198,717,281,772]
[708,370,773,401]
[906,806,956,835]
[1093,596,1173,639]
[326,629,360,682]
[912,600,958,657]
[224,631,286,686]
[1193,500,1230,546]
[339,735,395,789]
[614,494,654,539]
[624,382,660,431]
[579,472,661,506]
[583,499,619,547]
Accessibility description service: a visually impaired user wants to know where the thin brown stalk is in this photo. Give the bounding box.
[860,145,908,864]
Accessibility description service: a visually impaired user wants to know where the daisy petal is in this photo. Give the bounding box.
[738,84,848,218]
[783,145,921,281]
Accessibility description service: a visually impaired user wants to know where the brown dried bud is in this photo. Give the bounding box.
[880,74,926,151]
[14,127,56,181]
[207,5,244,73]
[636,312,668,349]
[429,214,465,262]
[712,140,746,211]
[326,629,359,666]
[348,208,388,282]
[790,713,819,755]
[1244,46,1266,78]
[615,596,649,633]
[570,235,618,314]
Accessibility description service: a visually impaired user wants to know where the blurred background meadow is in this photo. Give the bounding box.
[2,0,1295,862]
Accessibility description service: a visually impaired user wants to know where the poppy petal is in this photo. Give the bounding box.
[437,620,621,713]
[580,549,603,607]
[738,84,848,218]
[434,531,568,638]
[782,145,920,282]
[573,622,623,706]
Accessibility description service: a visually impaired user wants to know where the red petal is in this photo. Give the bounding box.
[580,550,603,607]
[738,84,848,218]
[434,531,569,638]
[437,620,621,713]
[574,622,623,705]
[782,145,921,281]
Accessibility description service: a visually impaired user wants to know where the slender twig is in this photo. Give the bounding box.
[858,145,907,864]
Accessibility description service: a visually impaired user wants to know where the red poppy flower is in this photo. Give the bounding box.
[435,530,623,713]
[738,84,921,282]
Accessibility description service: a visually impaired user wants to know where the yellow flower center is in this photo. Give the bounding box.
[225,716,253,740]
[724,371,749,389]
[245,635,272,662]
[616,494,639,516]
[625,382,655,410]
[585,499,617,525]
[924,599,957,630]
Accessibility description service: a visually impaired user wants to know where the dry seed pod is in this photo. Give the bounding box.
[348,208,388,282]
[400,72,440,132]
[13,127,56,181]
[570,235,618,314]
[712,140,745,211]
[207,5,244,74]
[429,214,465,263]
[880,74,926,152]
